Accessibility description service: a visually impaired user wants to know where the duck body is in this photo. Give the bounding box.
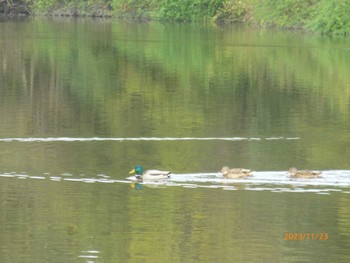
[129,165,171,180]
[288,167,321,178]
[220,166,252,179]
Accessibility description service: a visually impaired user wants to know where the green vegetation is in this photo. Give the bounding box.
[306,0,350,34]
[252,0,350,35]
[252,0,317,29]
[157,0,222,21]
[213,0,252,23]
[1,0,350,34]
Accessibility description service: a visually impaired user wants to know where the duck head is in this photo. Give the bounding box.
[289,167,297,176]
[129,165,143,178]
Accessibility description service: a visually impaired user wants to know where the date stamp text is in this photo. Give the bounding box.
[284,232,328,241]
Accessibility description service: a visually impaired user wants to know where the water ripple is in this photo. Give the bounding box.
[0,136,300,142]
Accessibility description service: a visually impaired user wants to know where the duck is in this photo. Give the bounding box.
[129,165,171,180]
[288,167,321,178]
[220,166,252,179]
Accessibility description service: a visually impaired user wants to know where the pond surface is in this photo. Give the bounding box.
[1,17,350,262]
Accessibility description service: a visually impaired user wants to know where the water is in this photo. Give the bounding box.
[1,17,350,262]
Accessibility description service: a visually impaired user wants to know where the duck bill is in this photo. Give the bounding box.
[129,169,136,174]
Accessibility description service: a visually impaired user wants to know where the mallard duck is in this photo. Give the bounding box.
[288,167,321,178]
[220,166,252,179]
[129,165,171,180]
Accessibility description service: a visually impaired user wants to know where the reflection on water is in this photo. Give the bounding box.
[0,173,349,262]
[0,136,300,142]
[1,18,350,262]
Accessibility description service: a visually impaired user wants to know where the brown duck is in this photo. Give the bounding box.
[288,167,321,178]
[220,166,252,179]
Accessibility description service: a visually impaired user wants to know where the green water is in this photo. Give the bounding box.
[1,17,350,262]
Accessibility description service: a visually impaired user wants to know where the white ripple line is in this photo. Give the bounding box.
[0,137,300,142]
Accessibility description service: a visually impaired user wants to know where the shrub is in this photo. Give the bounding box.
[111,0,156,19]
[307,0,350,35]
[157,0,223,21]
[213,0,251,23]
[253,0,317,29]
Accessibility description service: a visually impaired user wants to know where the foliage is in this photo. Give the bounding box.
[253,0,318,29]
[111,0,157,19]
[26,0,112,16]
[0,0,30,14]
[157,0,222,21]
[213,0,251,23]
[3,0,350,35]
[253,0,350,34]
[307,0,350,35]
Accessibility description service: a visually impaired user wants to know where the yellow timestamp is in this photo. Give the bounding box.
[284,232,329,241]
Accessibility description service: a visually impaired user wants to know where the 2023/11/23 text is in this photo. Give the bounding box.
[284,233,329,241]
